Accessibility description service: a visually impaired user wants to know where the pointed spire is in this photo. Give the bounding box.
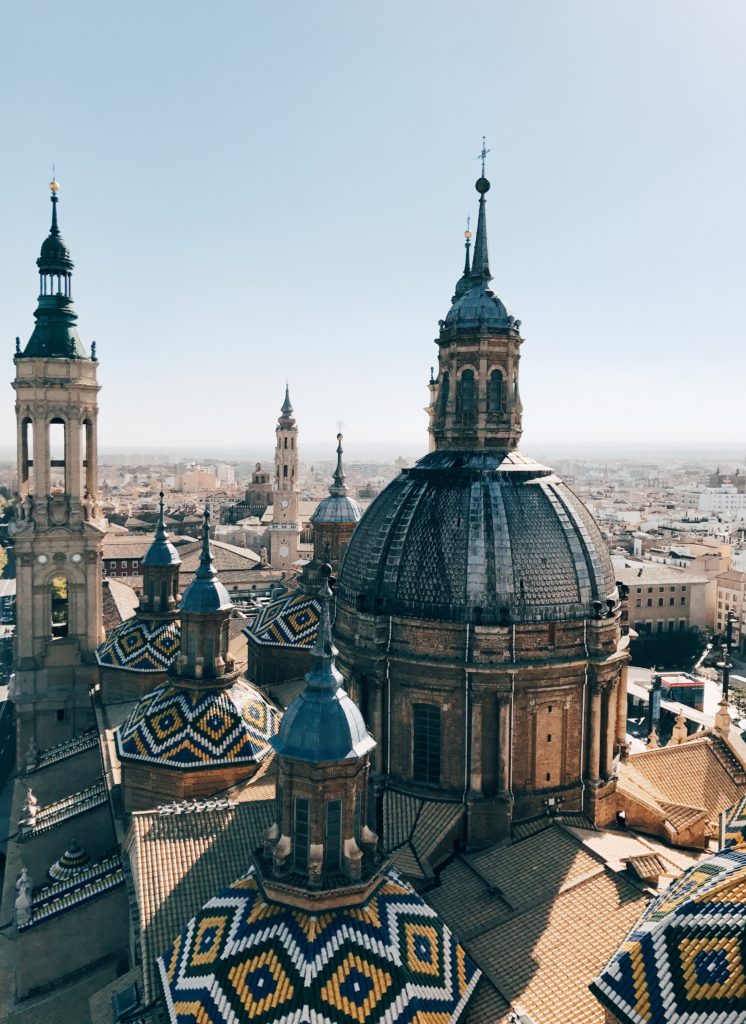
[281,383,293,417]
[470,181,492,284]
[154,491,168,543]
[306,566,342,692]
[278,383,296,428]
[195,507,217,581]
[329,433,347,497]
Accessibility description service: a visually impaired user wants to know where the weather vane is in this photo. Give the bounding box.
[478,136,490,176]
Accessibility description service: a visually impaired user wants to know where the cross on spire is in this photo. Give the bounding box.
[478,136,491,177]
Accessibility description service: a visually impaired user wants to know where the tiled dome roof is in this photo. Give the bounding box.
[338,449,617,625]
[311,493,363,524]
[115,680,280,769]
[158,867,480,1024]
[48,839,91,883]
[96,617,180,673]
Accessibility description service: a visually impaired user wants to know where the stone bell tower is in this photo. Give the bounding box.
[10,180,106,750]
[269,384,301,569]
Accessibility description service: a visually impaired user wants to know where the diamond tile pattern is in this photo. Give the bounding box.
[245,591,320,649]
[158,867,480,1024]
[591,828,746,1023]
[115,680,280,768]
[96,617,180,673]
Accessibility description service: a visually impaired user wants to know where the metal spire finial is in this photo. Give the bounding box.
[330,433,347,496]
[195,506,216,580]
[154,490,168,543]
[478,136,491,177]
[49,175,60,235]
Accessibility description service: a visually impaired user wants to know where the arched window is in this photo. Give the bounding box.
[82,418,94,497]
[283,465,288,478]
[284,437,288,449]
[438,371,450,417]
[294,797,310,871]
[325,799,342,873]
[49,418,66,493]
[457,370,476,421]
[50,575,69,639]
[489,370,504,413]
[21,417,33,493]
[413,704,441,785]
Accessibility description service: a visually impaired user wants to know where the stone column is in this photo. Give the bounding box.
[470,692,483,794]
[603,680,617,779]
[587,681,602,783]
[368,678,383,775]
[616,662,629,758]
[497,690,512,793]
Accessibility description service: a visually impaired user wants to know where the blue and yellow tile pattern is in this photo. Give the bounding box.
[591,812,746,1024]
[245,592,320,649]
[97,617,181,673]
[158,867,480,1023]
[116,681,280,768]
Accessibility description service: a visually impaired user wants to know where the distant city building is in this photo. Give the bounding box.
[716,569,746,652]
[613,556,710,633]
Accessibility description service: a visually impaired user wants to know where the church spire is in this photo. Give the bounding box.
[19,180,88,359]
[279,383,295,427]
[329,433,347,497]
[470,139,493,285]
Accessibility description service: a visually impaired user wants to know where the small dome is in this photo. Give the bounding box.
[142,535,180,567]
[96,617,180,673]
[311,493,364,524]
[273,683,372,763]
[38,232,73,271]
[338,449,618,625]
[445,281,511,330]
[115,680,280,768]
[179,572,231,613]
[48,839,90,883]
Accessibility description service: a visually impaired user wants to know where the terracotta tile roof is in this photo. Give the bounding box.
[465,824,604,913]
[623,736,746,837]
[158,867,481,1024]
[29,727,98,772]
[125,797,275,1001]
[427,857,513,942]
[463,977,512,1023]
[474,869,646,1024]
[381,789,465,881]
[19,779,108,838]
[591,839,746,1023]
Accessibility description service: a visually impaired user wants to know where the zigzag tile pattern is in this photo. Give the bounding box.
[97,617,181,673]
[722,795,746,851]
[591,830,746,1024]
[116,681,280,768]
[158,867,480,1024]
[245,592,320,649]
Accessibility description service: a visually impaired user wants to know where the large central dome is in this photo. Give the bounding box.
[337,449,616,625]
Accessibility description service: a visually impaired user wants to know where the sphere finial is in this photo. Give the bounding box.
[49,179,59,194]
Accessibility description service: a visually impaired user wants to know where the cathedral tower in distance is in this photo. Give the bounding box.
[10,182,106,749]
[269,384,301,569]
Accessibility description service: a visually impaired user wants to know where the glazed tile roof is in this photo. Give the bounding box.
[96,616,180,673]
[29,727,98,772]
[244,590,320,649]
[722,794,746,850]
[18,779,108,838]
[126,798,276,1000]
[590,831,746,1023]
[158,866,480,1024]
[115,680,280,769]
[18,852,124,930]
[48,838,91,882]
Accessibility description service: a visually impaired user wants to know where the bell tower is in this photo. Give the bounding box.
[269,384,301,569]
[10,180,106,749]
[427,146,524,452]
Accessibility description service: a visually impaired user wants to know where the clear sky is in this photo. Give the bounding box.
[1,1,744,457]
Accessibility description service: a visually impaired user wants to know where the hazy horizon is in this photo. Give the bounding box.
[2,2,745,451]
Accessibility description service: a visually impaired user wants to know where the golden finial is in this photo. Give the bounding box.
[49,180,59,193]
[464,214,472,240]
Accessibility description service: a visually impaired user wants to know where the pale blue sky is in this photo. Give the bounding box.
[1,1,744,456]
